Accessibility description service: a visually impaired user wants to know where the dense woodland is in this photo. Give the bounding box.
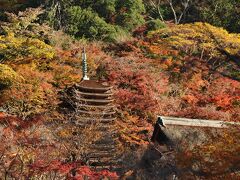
[0,0,240,179]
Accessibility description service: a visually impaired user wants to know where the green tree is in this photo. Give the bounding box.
[116,0,145,31]
[198,0,240,32]
[41,0,145,39]
[146,19,166,31]
[43,0,74,30]
[73,0,117,22]
[65,6,117,41]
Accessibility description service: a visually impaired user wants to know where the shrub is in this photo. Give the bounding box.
[176,126,240,178]
[198,0,240,33]
[75,0,117,22]
[43,0,145,38]
[113,27,133,43]
[65,6,118,41]
[146,19,166,31]
[147,22,240,80]
[115,0,145,31]
[148,22,240,59]
[0,33,54,61]
[101,54,169,118]
[1,64,58,119]
[0,64,19,89]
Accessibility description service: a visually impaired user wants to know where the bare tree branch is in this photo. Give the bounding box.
[167,0,191,24]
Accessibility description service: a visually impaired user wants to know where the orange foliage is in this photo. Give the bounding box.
[176,127,240,178]
[116,112,152,146]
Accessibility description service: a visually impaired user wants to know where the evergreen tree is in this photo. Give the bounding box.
[65,6,117,41]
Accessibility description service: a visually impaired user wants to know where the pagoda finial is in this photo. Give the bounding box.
[82,47,89,80]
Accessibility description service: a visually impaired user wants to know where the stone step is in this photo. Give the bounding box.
[87,147,117,155]
[73,121,117,128]
[102,131,119,138]
[75,115,116,121]
[97,124,117,133]
[74,117,116,124]
[88,158,121,166]
[94,139,117,145]
[91,127,118,133]
[95,128,118,133]
[87,152,114,158]
[91,165,121,171]
[74,123,116,130]
[74,118,116,124]
[90,144,116,151]
[76,127,117,134]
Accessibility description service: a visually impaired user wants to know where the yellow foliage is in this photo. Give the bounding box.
[0,33,54,60]
[0,64,20,88]
[148,22,240,59]
[50,62,81,88]
[1,64,58,119]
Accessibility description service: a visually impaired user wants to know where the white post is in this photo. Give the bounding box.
[82,47,89,80]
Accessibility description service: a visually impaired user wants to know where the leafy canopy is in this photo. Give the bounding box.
[43,0,145,40]
[0,33,54,60]
[0,64,19,89]
[148,22,240,71]
[65,6,118,41]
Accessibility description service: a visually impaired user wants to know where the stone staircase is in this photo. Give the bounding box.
[71,80,122,171]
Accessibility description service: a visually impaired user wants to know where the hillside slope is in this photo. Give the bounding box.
[0,10,239,178]
[104,22,240,123]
